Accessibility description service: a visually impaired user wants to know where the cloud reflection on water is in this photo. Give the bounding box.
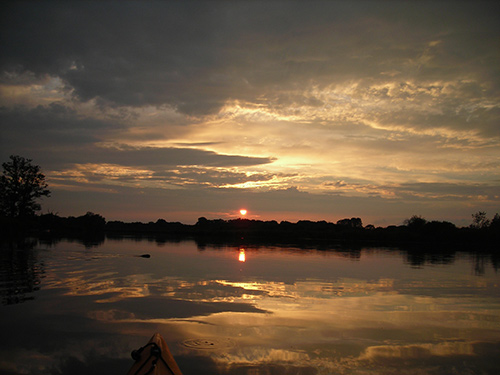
[47,244,500,373]
[1,240,499,374]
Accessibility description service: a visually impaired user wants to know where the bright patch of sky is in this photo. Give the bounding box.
[1,1,498,225]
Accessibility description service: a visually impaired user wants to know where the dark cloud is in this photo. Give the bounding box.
[77,145,274,168]
[0,104,117,161]
[1,1,498,115]
[1,1,498,225]
[35,145,273,173]
[393,182,500,201]
[323,178,500,202]
[0,103,273,169]
[0,102,117,132]
[0,103,122,163]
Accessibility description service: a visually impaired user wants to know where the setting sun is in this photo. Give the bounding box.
[1,3,498,374]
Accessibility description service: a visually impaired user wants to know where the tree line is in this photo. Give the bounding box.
[27,213,498,248]
[1,155,499,247]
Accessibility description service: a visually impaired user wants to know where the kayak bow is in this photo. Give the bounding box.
[127,333,183,375]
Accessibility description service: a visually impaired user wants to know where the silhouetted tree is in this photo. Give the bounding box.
[0,155,50,219]
[196,217,208,226]
[77,212,106,232]
[490,213,500,231]
[470,211,490,229]
[336,217,363,228]
[404,215,427,229]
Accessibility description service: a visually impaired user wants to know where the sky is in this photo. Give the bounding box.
[0,1,499,226]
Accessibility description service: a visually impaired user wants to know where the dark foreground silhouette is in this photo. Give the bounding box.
[2,211,498,250]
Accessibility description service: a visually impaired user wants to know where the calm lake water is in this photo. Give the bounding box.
[1,238,499,375]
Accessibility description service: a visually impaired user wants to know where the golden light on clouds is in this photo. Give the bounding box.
[1,1,498,224]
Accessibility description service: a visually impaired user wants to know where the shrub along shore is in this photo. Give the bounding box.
[1,211,498,249]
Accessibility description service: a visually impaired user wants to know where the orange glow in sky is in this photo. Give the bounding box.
[239,248,246,262]
[2,2,498,228]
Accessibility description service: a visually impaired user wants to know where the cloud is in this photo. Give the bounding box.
[393,182,500,201]
[360,341,476,360]
[61,145,273,169]
[1,2,498,116]
[48,164,279,191]
[0,103,116,147]
[0,103,273,170]
[152,167,278,188]
[1,1,499,225]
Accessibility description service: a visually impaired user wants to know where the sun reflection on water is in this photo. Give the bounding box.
[2,240,499,375]
[238,248,246,263]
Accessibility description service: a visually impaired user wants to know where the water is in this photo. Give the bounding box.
[0,238,499,375]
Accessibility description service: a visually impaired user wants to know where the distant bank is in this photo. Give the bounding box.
[2,211,499,249]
